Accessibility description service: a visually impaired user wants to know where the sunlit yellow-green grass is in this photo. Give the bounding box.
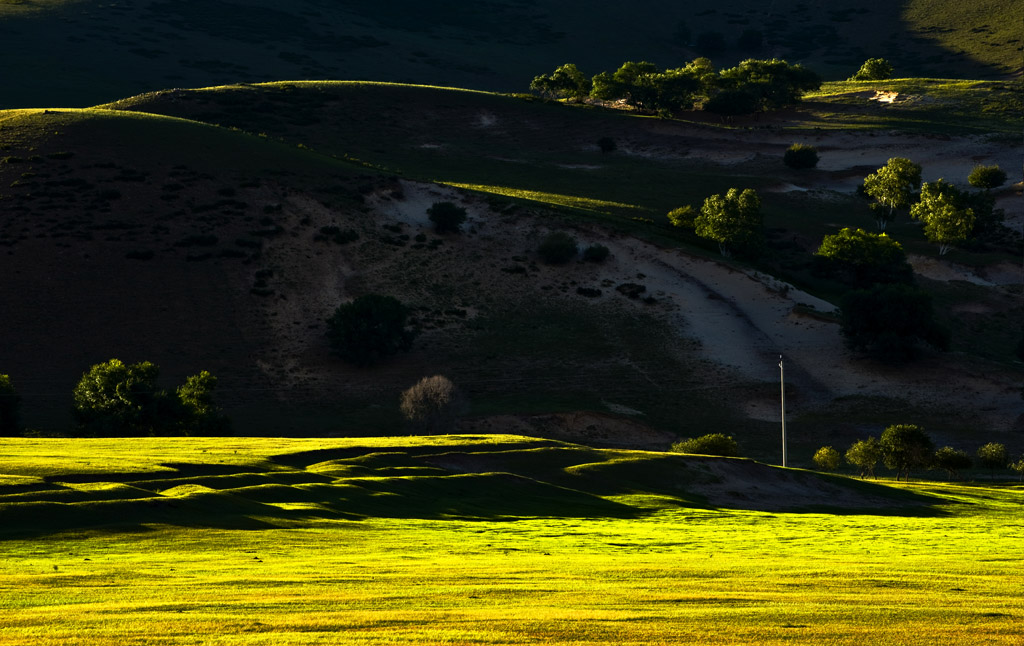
[802,78,1021,135]
[2,437,1022,644]
[443,182,646,217]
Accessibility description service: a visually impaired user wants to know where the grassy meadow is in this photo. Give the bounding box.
[1,436,1022,644]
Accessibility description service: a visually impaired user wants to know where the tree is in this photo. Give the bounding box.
[846,437,882,478]
[399,375,466,434]
[427,201,467,234]
[717,58,821,111]
[910,179,975,255]
[814,228,913,287]
[840,284,949,361]
[967,165,1007,190]
[538,231,578,264]
[1010,458,1024,482]
[529,63,591,100]
[880,424,933,481]
[813,446,841,471]
[590,59,715,114]
[176,371,230,436]
[976,442,1008,478]
[783,143,818,169]
[933,446,971,480]
[849,58,893,81]
[604,60,661,110]
[72,359,166,436]
[70,360,227,436]
[862,158,922,231]
[695,188,762,257]
[0,374,21,435]
[671,433,740,457]
[326,295,417,366]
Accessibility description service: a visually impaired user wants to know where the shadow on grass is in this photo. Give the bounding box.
[1,442,953,538]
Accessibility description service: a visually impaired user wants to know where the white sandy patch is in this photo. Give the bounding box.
[365,180,466,228]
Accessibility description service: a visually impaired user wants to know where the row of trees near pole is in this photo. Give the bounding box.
[813,424,1024,481]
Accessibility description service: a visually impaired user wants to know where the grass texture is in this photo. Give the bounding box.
[0,436,1022,644]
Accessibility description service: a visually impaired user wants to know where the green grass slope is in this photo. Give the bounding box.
[0,0,1018,108]
[0,435,943,537]
[1,437,1022,644]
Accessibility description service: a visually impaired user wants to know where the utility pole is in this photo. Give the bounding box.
[779,355,787,468]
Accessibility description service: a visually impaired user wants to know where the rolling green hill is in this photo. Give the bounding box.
[0,435,941,536]
[0,80,1021,457]
[0,0,1019,109]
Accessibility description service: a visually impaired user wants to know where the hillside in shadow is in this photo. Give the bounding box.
[0,0,1016,108]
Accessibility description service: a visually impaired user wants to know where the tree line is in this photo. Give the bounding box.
[813,425,1024,482]
[0,360,229,437]
[530,57,821,116]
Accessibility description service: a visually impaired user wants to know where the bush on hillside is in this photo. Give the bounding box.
[671,433,740,457]
[326,294,417,366]
[783,143,819,169]
[582,243,610,263]
[849,58,893,81]
[427,201,468,234]
[538,231,578,264]
[597,137,617,153]
[967,164,1007,190]
[399,375,467,434]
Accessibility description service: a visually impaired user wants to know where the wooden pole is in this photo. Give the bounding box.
[780,355,787,468]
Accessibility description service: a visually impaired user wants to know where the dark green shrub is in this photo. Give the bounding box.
[849,58,893,81]
[326,294,417,366]
[672,433,740,457]
[597,137,617,153]
[538,231,578,264]
[967,165,1007,190]
[582,243,610,262]
[427,201,468,234]
[784,143,819,169]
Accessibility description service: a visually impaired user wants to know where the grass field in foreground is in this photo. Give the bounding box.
[1,437,1022,644]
